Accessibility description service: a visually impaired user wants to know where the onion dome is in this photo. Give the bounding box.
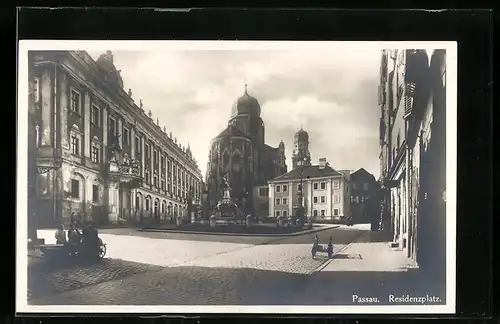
[295,126,309,141]
[231,84,261,118]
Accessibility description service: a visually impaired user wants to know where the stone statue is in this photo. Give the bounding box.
[221,174,230,190]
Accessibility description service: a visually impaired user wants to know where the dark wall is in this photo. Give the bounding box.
[350,169,380,224]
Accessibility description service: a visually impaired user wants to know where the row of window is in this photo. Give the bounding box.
[312,194,341,204]
[141,197,183,214]
[70,133,102,164]
[274,180,342,193]
[273,209,340,217]
[312,209,340,217]
[275,198,288,205]
[69,179,99,202]
[274,210,288,218]
[68,178,186,214]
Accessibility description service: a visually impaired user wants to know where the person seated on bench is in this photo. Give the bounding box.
[54,224,67,245]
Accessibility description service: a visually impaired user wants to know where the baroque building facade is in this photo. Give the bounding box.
[378,49,447,277]
[205,86,287,217]
[28,50,203,228]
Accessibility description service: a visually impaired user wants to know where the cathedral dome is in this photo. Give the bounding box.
[295,127,309,140]
[231,85,261,118]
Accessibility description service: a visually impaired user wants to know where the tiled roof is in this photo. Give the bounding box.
[269,165,343,182]
[215,125,249,139]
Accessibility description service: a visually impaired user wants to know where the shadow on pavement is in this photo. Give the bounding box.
[100,227,373,246]
[29,263,447,306]
[28,257,164,299]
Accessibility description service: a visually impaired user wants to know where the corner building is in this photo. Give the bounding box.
[206,87,287,217]
[28,50,203,227]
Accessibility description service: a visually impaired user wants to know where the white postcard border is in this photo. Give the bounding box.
[16,40,457,314]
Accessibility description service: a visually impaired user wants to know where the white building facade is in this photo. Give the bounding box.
[268,159,350,222]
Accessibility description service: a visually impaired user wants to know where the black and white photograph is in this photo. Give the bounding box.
[17,40,456,314]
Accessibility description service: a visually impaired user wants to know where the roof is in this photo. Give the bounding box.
[269,164,343,182]
[351,168,376,180]
[214,125,249,139]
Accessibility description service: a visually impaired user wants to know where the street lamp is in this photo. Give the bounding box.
[295,157,307,226]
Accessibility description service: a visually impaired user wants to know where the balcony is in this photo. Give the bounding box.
[36,147,62,173]
[108,161,142,188]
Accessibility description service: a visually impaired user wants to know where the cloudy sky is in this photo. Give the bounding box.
[88,45,382,179]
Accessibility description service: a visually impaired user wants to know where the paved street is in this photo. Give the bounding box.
[27,225,445,305]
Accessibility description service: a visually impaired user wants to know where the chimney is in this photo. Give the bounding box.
[318,158,327,170]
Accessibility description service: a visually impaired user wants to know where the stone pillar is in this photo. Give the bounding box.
[150,143,154,185]
[269,184,275,218]
[102,106,108,163]
[288,182,293,216]
[58,69,69,150]
[141,136,145,178]
[40,68,53,146]
[83,92,91,158]
[246,214,253,228]
[130,127,136,159]
[118,118,123,149]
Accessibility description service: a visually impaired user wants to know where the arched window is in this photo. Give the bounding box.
[145,196,151,211]
[136,193,143,210]
[161,200,166,214]
[154,199,159,215]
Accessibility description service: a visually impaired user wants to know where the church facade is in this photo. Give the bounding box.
[205,87,287,217]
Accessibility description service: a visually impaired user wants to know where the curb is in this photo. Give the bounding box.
[137,225,339,238]
[311,231,368,274]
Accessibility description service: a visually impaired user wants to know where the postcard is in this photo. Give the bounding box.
[16,40,457,314]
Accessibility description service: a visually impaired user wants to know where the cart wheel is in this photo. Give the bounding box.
[98,244,106,259]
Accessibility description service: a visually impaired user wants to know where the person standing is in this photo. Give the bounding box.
[70,212,76,227]
[327,236,334,258]
[54,224,67,244]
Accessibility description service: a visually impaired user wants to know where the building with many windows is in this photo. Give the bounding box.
[378,49,447,276]
[28,50,203,227]
[268,158,350,222]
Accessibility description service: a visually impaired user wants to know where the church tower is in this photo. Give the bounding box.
[292,127,311,170]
